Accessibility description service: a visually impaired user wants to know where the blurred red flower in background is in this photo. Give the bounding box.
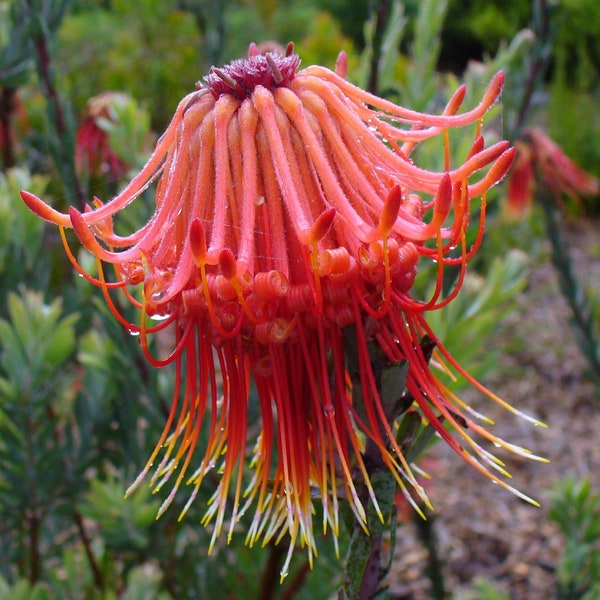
[507,128,599,218]
[75,92,130,182]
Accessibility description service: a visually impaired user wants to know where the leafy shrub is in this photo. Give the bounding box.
[548,478,600,600]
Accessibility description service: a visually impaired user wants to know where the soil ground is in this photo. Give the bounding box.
[388,218,600,599]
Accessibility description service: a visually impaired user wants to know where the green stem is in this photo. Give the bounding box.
[343,449,397,600]
[23,392,41,583]
[357,528,384,599]
[181,0,226,68]
[22,0,85,209]
[259,543,285,600]
[74,510,105,591]
[540,190,600,386]
[0,87,16,169]
[367,0,391,95]
[512,0,552,137]
[341,329,412,599]
[413,512,446,600]
[27,512,41,584]
[281,560,311,600]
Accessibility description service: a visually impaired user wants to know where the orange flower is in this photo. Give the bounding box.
[506,128,599,218]
[75,92,130,181]
[507,139,535,217]
[22,44,543,578]
[0,90,30,168]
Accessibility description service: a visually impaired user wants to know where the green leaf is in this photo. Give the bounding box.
[79,474,160,552]
[0,576,52,600]
[380,359,409,419]
[0,168,49,270]
[344,520,372,600]
[0,288,78,394]
[121,563,173,600]
[404,419,439,465]
[548,477,600,599]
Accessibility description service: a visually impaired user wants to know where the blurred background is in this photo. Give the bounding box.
[0,1,599,598]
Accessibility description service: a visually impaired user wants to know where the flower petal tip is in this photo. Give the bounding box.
[20,190,71,226]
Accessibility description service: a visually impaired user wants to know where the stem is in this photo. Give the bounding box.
[259,543,311,600]
[259,543,285,600]
[281,560,311,600]
[74,510,105,591]
[23,392,41,583]
[33,33,66,134]
[161,517,179,598]
[22,0,85,209]
[183,0,226,68]
[27,512,41,583]
[21,386,42,584]
[367,0,391,95]
[343,444,397,600]
[0,87,16,169]
[413,512,446,600]
[341,328,409,599]
[513,0,552,136]
[357,531,384,600]
[540,190,600,386]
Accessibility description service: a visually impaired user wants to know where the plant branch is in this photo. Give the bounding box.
[413,511,445,600]
[367,0,391,95]
[0,87,16,169]
[342,441,397,600]
[74,510,105,591]
[259,542,286,600]
[281,560,311,600]
[357,529,384,599]
[513,0,552,136]
[27,511,41,583]
[540,190,600,386]
[22,0,85,209]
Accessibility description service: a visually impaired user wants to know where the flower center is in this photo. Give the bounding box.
[204,48,301,101]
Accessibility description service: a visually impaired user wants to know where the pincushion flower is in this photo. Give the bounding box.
[507,127,599,218]
[75,92,130,182]
[22,43,544,578]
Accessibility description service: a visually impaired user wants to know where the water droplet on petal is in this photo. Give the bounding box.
[150,312,171,321]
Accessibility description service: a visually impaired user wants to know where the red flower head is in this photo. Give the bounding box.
[75,92,130,181]
[506,127,599,218]
[22,43,544,578]
[0,90,30,168]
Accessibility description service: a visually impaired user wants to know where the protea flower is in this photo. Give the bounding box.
[0,90,30,169]
[75,92,131,182]
[507,127,599,218]
[22,43,544,578]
